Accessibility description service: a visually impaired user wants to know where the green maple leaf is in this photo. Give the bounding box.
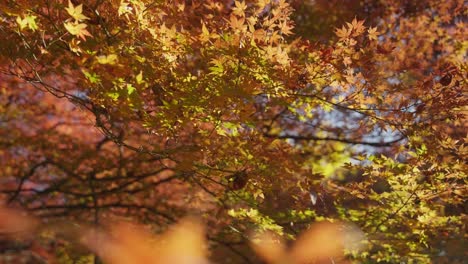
[16,14,38,31]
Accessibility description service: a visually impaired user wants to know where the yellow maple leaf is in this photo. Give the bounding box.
[65,0,90,21]
[279,21,293,36]
[229,15,246,32]
[97,54,118,65]
[16,14,38,31]
[64,21,92,40]
[200,22,210,43]
[368,27,379,41]
[233,0,247,17]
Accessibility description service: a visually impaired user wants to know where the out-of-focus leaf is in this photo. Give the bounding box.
[81,218,208,264]
[0,205,37,238]
[250,231,287,264]
[252,221,365,264]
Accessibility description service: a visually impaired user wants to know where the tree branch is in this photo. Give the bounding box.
[263,133,405,147]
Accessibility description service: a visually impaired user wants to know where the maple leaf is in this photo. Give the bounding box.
[68,38,82,54]
[65,0,90,21]
[200,22,211,43]
[64,21,92,40]
[97,54,118,65]
[229,15,246,32]
[252,222,365,264]
[278,21,293,36]
[346,18,365,37]
[368,26,378,41]
[233,1,247,17]
[351,18,365,30]
[343,56,352,66]
[335,26,349,40]
[16,14,38,31]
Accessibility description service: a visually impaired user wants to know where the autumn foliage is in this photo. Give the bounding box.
[0,0,466,263]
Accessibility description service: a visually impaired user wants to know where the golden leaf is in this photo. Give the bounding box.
[65,0,90,21]
[64,21,92,40]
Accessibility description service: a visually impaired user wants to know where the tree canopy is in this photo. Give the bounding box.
[0,0,466,263]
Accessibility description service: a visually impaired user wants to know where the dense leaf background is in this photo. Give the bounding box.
[0,0,466,263]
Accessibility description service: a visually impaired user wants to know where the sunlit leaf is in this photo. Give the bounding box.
[65,0,90,21]
[64,21,92,40]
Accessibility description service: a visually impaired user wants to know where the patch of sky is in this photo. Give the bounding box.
[387,76,401,85]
